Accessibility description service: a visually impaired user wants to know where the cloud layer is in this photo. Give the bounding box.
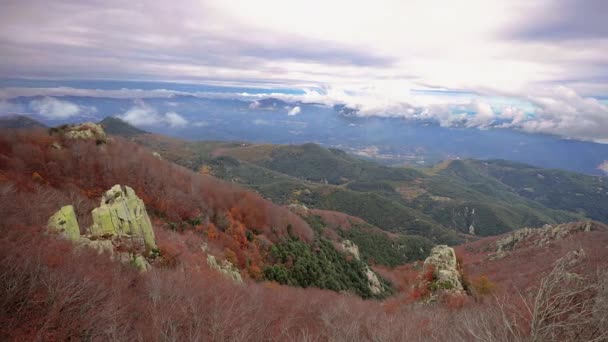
[0,0,607,141]
[28,96,92,119]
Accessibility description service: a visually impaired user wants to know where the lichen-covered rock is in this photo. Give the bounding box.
[79,239,115,255]
[132,255,152,272]
[47,186,156,273]
[48,205,81,241]
[207,255,243,283]
[423,245,464,292]
[90,185,157,250]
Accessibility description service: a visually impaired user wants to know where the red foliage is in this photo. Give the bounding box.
[0,131,314,272]
[2,129,608,341]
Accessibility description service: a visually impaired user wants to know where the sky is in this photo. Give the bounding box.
[0,0,607,142]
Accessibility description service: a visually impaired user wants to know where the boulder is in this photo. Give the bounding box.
[90,185,157,250]
[423,245,464,292]
[48,205,81,241]
[207,255,243,283]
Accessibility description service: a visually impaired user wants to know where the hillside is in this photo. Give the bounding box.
[0,114,46,129]
[1,125,607,341]
[457,159,608,222]
[98,116,147,137]
[109,123,600,241]
[0,125,438,298]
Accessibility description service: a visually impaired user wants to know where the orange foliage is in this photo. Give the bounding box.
[471,275,495,296]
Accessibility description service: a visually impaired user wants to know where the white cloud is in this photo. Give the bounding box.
[598,161,608,175]
[29,96,84,119]
[119,101,160,126]
[119,100,189,128]
[165,111,188,128]
[514,86,608,142]
[287,106,301,116]
[249,100,260,109]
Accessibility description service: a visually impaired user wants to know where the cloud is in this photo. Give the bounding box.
[506,0,608,41]
[6,82,608,142]
[164,111,188,128]
[29,96,86,119]
[119,100,188,128]
[1,0,606,100]
[513,86,608,142]
[598,161,608,175]
[287,106,301,116]
[0,0,606,146]
[249,100,260,109]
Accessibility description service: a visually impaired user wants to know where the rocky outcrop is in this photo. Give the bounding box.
[364,267,383,295]
[47,185,157,272]
[341,240,361,260]
[341,239,384,295]
[48,205,81,241]
[50,122,107,143]
[90,185,157,250]
[493,221,600,259]
[423,245,464,292]
[207,255,243,283]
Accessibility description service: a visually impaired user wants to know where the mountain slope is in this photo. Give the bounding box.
[101,119,600,240]
[98,116,147,137]
[0,114,46,129]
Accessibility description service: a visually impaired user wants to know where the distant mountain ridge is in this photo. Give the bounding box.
[0,114,46,129]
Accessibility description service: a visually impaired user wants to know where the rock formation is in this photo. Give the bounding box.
[423,245,464,292]
[48,205,81,241]
[49,122,107,143]
[341,240,361,260]
[364,267,383,295]
[207,255,243,283]
[341,239,384,295]
[47,184,156,272]
[493,221,602,259]
[90,185,157,250]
